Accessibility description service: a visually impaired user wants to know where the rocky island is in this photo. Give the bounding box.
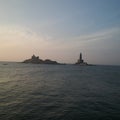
[23,53,92,65]
[23,55,59,64]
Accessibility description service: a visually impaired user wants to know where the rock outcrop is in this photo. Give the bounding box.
[23,55,59,64]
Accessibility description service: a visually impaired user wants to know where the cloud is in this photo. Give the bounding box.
[0,25,52,48]
[56,27,120,51]
[74,27,120,42]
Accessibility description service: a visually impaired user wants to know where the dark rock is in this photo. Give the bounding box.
[23,54,59,64]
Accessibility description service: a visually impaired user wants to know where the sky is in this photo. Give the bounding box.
[0,0,120,65]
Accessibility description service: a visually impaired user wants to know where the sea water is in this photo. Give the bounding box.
[0,62,120,120]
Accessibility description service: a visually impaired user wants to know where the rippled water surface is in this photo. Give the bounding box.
[0,62,120,120]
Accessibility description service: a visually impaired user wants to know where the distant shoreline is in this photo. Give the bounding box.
[0,61,120,67]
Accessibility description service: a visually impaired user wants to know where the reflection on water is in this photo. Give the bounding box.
[0,62,120,120]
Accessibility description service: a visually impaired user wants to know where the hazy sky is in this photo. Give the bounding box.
[0,0,120,65]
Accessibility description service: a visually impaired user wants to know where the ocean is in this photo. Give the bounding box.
[0,62,120,120]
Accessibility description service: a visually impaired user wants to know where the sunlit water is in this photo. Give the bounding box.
[0,62,120,120]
